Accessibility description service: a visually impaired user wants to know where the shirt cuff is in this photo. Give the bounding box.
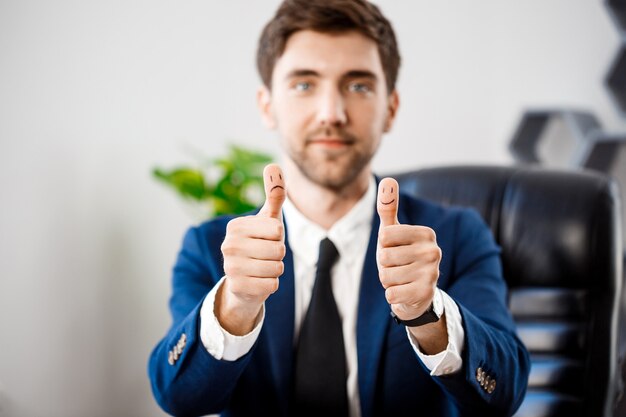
[406,288,465,376]
[199,276,265,361]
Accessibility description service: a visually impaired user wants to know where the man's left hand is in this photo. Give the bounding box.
[376,177,448,353]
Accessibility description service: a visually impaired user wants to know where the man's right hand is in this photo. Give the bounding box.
[215,164,287,335]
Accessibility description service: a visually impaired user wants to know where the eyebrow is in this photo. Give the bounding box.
[284,69,379,82]
[343,70,378,81]
[284,69,319,80]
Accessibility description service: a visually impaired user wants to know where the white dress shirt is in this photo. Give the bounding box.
[200,176,465,417]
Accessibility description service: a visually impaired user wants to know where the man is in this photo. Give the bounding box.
[148,1,530,416]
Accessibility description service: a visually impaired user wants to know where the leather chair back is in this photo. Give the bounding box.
[395,166,623,417]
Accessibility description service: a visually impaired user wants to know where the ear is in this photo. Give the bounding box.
[383,89,400,133]
[257,85,276,130]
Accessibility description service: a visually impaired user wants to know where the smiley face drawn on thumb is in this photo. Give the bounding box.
[377,177,399,227]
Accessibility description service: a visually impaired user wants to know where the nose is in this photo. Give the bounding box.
[316,88,347,127]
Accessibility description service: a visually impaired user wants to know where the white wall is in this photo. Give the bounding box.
[0,1,624,416]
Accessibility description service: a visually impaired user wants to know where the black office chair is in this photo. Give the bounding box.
[394,166,623,417]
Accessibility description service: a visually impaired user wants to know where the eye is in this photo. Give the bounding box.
[293,81,311,92]
[348,82,372,94]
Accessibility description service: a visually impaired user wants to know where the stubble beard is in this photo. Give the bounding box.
[285,129,377,192]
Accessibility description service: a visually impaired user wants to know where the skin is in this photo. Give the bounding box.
[216,30,447,354]
[377,178,447,353]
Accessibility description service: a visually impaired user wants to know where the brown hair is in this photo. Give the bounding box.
[256,0,401,93]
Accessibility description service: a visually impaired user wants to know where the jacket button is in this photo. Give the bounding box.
[476,367,484,383]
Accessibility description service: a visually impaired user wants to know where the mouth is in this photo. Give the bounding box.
[381,199,395,205]
[310,135,354,142]
[270,185,285,192]
[309,138,354,150]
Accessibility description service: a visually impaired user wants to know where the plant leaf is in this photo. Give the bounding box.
[153,167,208,201]
[152,143,274,218]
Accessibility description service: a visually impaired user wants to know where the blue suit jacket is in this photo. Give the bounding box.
[148,191,530,417]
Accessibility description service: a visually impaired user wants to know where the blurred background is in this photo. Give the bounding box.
[1,1,625,416]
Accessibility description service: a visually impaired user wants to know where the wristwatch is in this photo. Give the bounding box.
[390,289,444,327]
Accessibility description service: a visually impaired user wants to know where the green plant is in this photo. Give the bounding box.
[153,145,274,218]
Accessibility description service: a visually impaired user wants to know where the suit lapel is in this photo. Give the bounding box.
[356,207,390,417]
[357,190,416,417]
[263,235,295,416]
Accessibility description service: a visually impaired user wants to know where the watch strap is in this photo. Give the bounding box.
[390,302,440,327]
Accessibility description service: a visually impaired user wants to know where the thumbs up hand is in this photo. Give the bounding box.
[216,164,287,335]
[377,178,442,324]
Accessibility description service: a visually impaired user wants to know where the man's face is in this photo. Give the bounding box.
[258,30,399,191]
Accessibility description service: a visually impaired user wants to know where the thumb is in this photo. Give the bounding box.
[259,163,286,218]
[377,177,399,227]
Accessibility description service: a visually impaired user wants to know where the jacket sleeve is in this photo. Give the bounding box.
[430,208,530,416]
[148,221,256,416]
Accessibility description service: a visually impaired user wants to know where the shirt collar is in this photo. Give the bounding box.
[283,176,376,268]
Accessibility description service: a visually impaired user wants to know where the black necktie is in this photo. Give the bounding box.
[293,238,349,417]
